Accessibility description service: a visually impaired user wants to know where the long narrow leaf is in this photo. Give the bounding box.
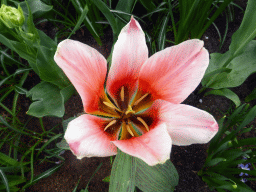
[90,0,118,39]
[0,169,10,192]
[22,164,63,189]
[109,150,136,192]
[68,4,89,38]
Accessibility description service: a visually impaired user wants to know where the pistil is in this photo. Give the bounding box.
[125,105,135,115]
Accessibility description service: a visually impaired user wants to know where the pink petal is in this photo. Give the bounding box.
[64,114,117,159]
[112,123,172,166]
[106,17,148,103]
[54,39,107,114]
[138,39,209,104]
[158,101,218,145]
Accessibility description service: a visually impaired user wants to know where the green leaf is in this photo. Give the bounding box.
[56,139,69,150]
[0,68,31,87]
[0,117,30,136]
[205,88,241,107]
[135,159,178,192]
[70,0,102,45]
[235,137,256,148]
[115,0,136,30]
[229,0,256,57]
[90,0,118,39]
[14,85,28,95]
[204,157,226,167]
[103,175,110,182]
[109,150,136,192]
[245,88,256,102]
[201,67,232,87]
[203,40,256,89]
[237,105,256,131]
[216,149,245,162]
[0,169,10,192]
[0,35,37,68]
[36,134,62,158]
[36,45,70,89]
[19,0,53,19]
[22,164,62,190]
[202,0,256,90]
[37,29,57,49]
[0,175,26,191]
[26,81,65,117]
[158,13,169,51]
[139,0,156,11]
[68,4,89,39]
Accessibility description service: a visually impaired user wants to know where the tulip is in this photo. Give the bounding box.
[0,4,24,29]
[54,17,218,166]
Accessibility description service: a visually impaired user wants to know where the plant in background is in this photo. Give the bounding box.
[0,4,24,29]
[200,0,256,107]
[0,0,77,118]
[0,0,255,191]
[54,16,218,191]
[198,104,256,192]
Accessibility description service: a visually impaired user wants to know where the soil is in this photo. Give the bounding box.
[1,0,256,192]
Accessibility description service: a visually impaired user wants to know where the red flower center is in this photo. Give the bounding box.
[97,86,156,140]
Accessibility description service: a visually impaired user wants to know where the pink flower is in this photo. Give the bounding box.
[54,17,218,166]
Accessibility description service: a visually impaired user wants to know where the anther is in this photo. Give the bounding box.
[104,120,117,131]
[137,117,149,132]
[133,93,149,106]
[120,86,125,102]
[103,101,121,112]
[126,124,134,137]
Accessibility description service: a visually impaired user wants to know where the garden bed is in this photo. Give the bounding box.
[1,0,256,191]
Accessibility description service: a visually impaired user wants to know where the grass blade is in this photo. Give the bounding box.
[0,169,10,192]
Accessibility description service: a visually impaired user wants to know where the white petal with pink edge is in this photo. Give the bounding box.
[64,114,117,159]
[158,101,218,146]
[106,17,148,101]
[138,39,209,104]
[112,123,172,166]
[54,39,107,114]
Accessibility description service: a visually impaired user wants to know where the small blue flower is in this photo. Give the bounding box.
[239,172,248,177]
[241,178,247,183]
[238,163,250,178]
[238,163,250,171]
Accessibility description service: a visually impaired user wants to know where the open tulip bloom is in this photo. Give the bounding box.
[54,17,218,166]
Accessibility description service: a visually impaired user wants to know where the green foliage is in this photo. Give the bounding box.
[202,0,256,97]
[26,81,75,117]
[174,0,234,44]
[0,113,65,191]
[0,1,77,118]
[205,89,241,108]
[109,150,136,192]
[0,4,25,29]
[245,88,256,103]
[199,104,256,191]
[109,150,178,192]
